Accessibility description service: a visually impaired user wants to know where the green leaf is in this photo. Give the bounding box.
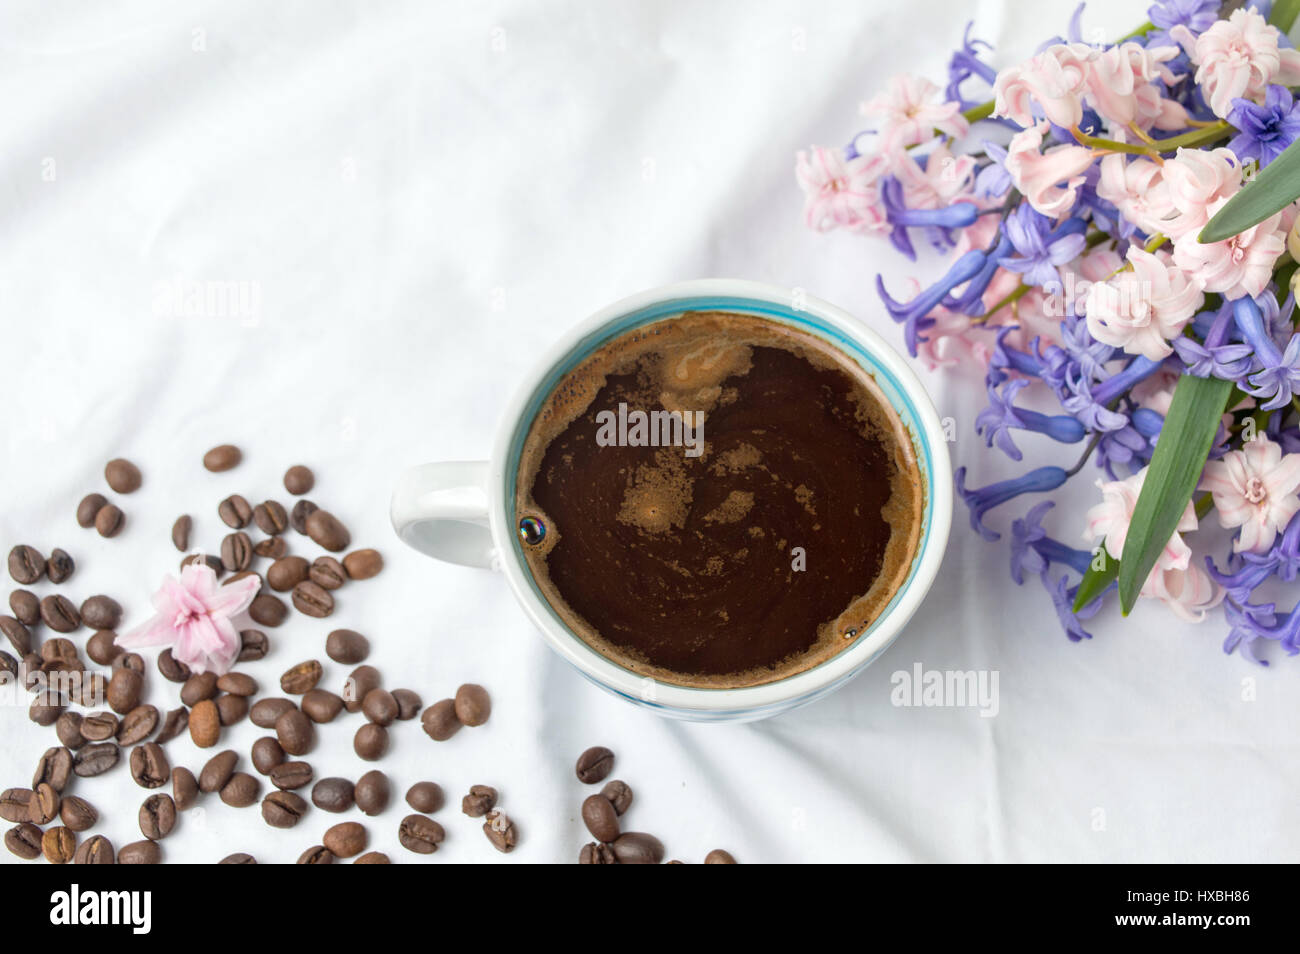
[1198,139,1300,243]
[1117,374,1233,614]
[1270,0,1300,31]
[1072,550,1118,613]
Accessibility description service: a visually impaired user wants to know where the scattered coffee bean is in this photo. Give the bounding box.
[582,793,620,843]
[284,465,314,495]
[421,699,461,741]
[130,742,169,789]
[343,665,381,712]
[275,708,314,756]
[40,594,81,633]
[220,772,260,807]
[30,691,67,726]
[220,531,253,572]
[116,704,159,745]
[308,556,346,590]
[238,629,269,661]
[483,810,517,853]
[78,494,108,529]
[393,688,423,720]
[253,536,287,559]
[81,630,116,667]
[398,814,445,854]
[172,767,199,810]
[262,790,307,828]
[42,826,77,864]
[29,782,60,825]
[580,842,617,864]
[34,749,72,792]
[454,683,491,726]
[0,615,31,655]
[216,693,248,726]
[74,834,115,864]
[79,594,121,630]
[56,711,85,749]
[59,795,97,832]
[180,671,218,706]
[292,580,334,618]
[611,832,663,864]
[601,780,633,815]
[0,650,16,679]
[157,649,190,683]
[219,852,256,864]
[118,652,145,674]
[8,589,38,625]
[140,793,177,839]
[297,845,333,864]
[8,545,44,584]
[326,628,369,664]
[217,494,253,529]
[104,667,141,714]
[203,444,241,472]
[217,671,258,697]
[290,499,318,534]
[118,839,161,864]
[280,659,322,694]
[250,697,296,728]
[253,499,288,535]
[362,688,397,726]
[171,514,192,551]
[406,782,444,813]
[462,785,497,818]
[576,746,615,784]
[354,851,390,864]
[249,593,287,627]
[355,770,390,816]
[46,548,75,584]
[704,848,737,864]
[323,821,367,858]
[267,556,309,592]
[6,822,43,859]
[104,458,142,493]
[251,737,286,775]
[312,777,355,812]
[95,504,125,538]
[342,548,383,580]
[305,509,350,552]
[199,750,239,793]
[301,688,344,723]
[189,699,221,748]
[41,636,80,670]
[80,711,119,742]
[73,743,120,778]
[1,788,34,823]
[157,707,189,745]
[354,723,389,761]
[270,761,314,791]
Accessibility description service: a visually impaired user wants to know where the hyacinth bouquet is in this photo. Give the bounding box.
[796,1,1300,662]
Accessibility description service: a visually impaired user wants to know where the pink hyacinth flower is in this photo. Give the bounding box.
[116,562,261,675]
[1095,154,1173,236]
[1004,122,1096,218]
[795,146,890,234]
[1172,202,1286,301]
[993,42,1092,129]
[1142,564,1223,623]
[1201,435,1300,554]
[1158,147,1242,240]
[1084,42,1187,130]
[1173,8,1300,118]
[1082,247,1204,360]
[1084,467,1197,571]
[860,73,969,149]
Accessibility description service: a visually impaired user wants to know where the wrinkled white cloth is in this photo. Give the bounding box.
[1,0,1296,864]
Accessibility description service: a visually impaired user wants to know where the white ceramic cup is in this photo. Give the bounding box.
[391,279,951,722]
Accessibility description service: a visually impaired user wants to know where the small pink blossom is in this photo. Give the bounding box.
[116,562,261,675]
[1004,122,1096,218]
[993,42,1092,129]
[892,141,975,210]
[1084,42,1187,130]
[1083,247,1203,360]
[1173,8,1300,118]
[1201,435,1300,554]
[1172,203,1286,301]
[795,146,890,234]
[1095,155,1173,236]
[860,74,969,149]
[1143,564,1223,623]
[1158,147,1242,240]
[1084,467,1197,571]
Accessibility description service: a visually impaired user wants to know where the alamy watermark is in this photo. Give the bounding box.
[891,663,1000,717]
[595,402,705,458]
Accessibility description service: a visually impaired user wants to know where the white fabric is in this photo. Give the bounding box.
[2,0,1296,864]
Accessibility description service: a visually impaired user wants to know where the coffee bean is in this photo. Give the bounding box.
[172,767,199,810]
[80,711,119,742]
[582,793,620,842]
[157,707,189,745]
[5,822,43,860]
[73,743,120,778]
[30,691,66,725]
[290,499,318,534]
[199,750,239,793]
[253,500,288,535]
[189,699,221,748]
[398,814,445,854]
[220,531,253,572]
[171,514,192,551]
[354,851,390,864]
[354,723,388,761]
[8,545,44,584]
[181,553,222,576]
[178,674,216,709]
[311,777,354,812]
[576,746,614,784]
[40,594,81,632]
[251,697,297,728]
[8,589,38,625]
[253,536,287,559]
[78,493,108,529]
[80,631,115,669]
[579,842,617,864]
[42,826,77,864]
[217,671,257,697]
[362,688,397,726]
[140,793,177,839]
[105,457,142,493]
[118,652,145,674]
[301,688,344,723]
[0,649,15,679]
[267,556,308,592]
[80,595,122,630]
[308,556,346,590]
[393,688,423,720]
[249,593,288,627]
[29,782,60,825]
[461,785,497,818]
[292,580,334,618]
[130,742,169,789]
[0,615,31,655]
[36,752,75,790]
[611,832,663,864]
[216,693,248,726]
[326,628,369,664]
[20,653,41,691]
[305,509,351,552]
[74,834,115,865]
[342,548,383,580]
[483,810,517,853]
[1,788,35,823]
[251,737,285,775]
[297,845,333,864]
[106,667,143,714]
[270,761,314,791]
[60,794,98,832]
[454,684,491,726]
[421,699,461,741]
[220,772,260,807]
[155,649,188,683]
[262,790,307,828]
[203,444,242,472]
[283,465,314,495]
[238,628,269,661]
[600,780,633,815]
[355,770,390,816]
[276,708,314,756]
[95,504,125,538]
[116,704,159,746]
[343,665,381,712]
[280,659,322,695]
[323,821,367,858]
[219,852,256,864]
[56,711,85,749]
[702,848,737,864]
[118,839,162,864]
[218,494,253,529]
[405,782,443,813]
[41,636,80,670]
[46,548,75,584]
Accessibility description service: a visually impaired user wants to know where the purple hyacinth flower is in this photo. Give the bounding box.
[946,21,997,111]
[1096,424,1153,479]
[879,176,980,261]
[1061,372,1131,433]
[988,327,1045,385]
[1236,296,1300,411]
[998,206,1088,289]
[1043,571,1104,642]
[1145,0,1218,49]
[1222,599,1283,664]
[1010,501,1095,584]
[977,378,1087,461]
[956,465,1069,541]
[1227,85,1300,167]
[877,250,987,356]
[975,142,1013,199]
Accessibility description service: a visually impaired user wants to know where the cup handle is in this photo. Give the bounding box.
[390,461,496,568]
